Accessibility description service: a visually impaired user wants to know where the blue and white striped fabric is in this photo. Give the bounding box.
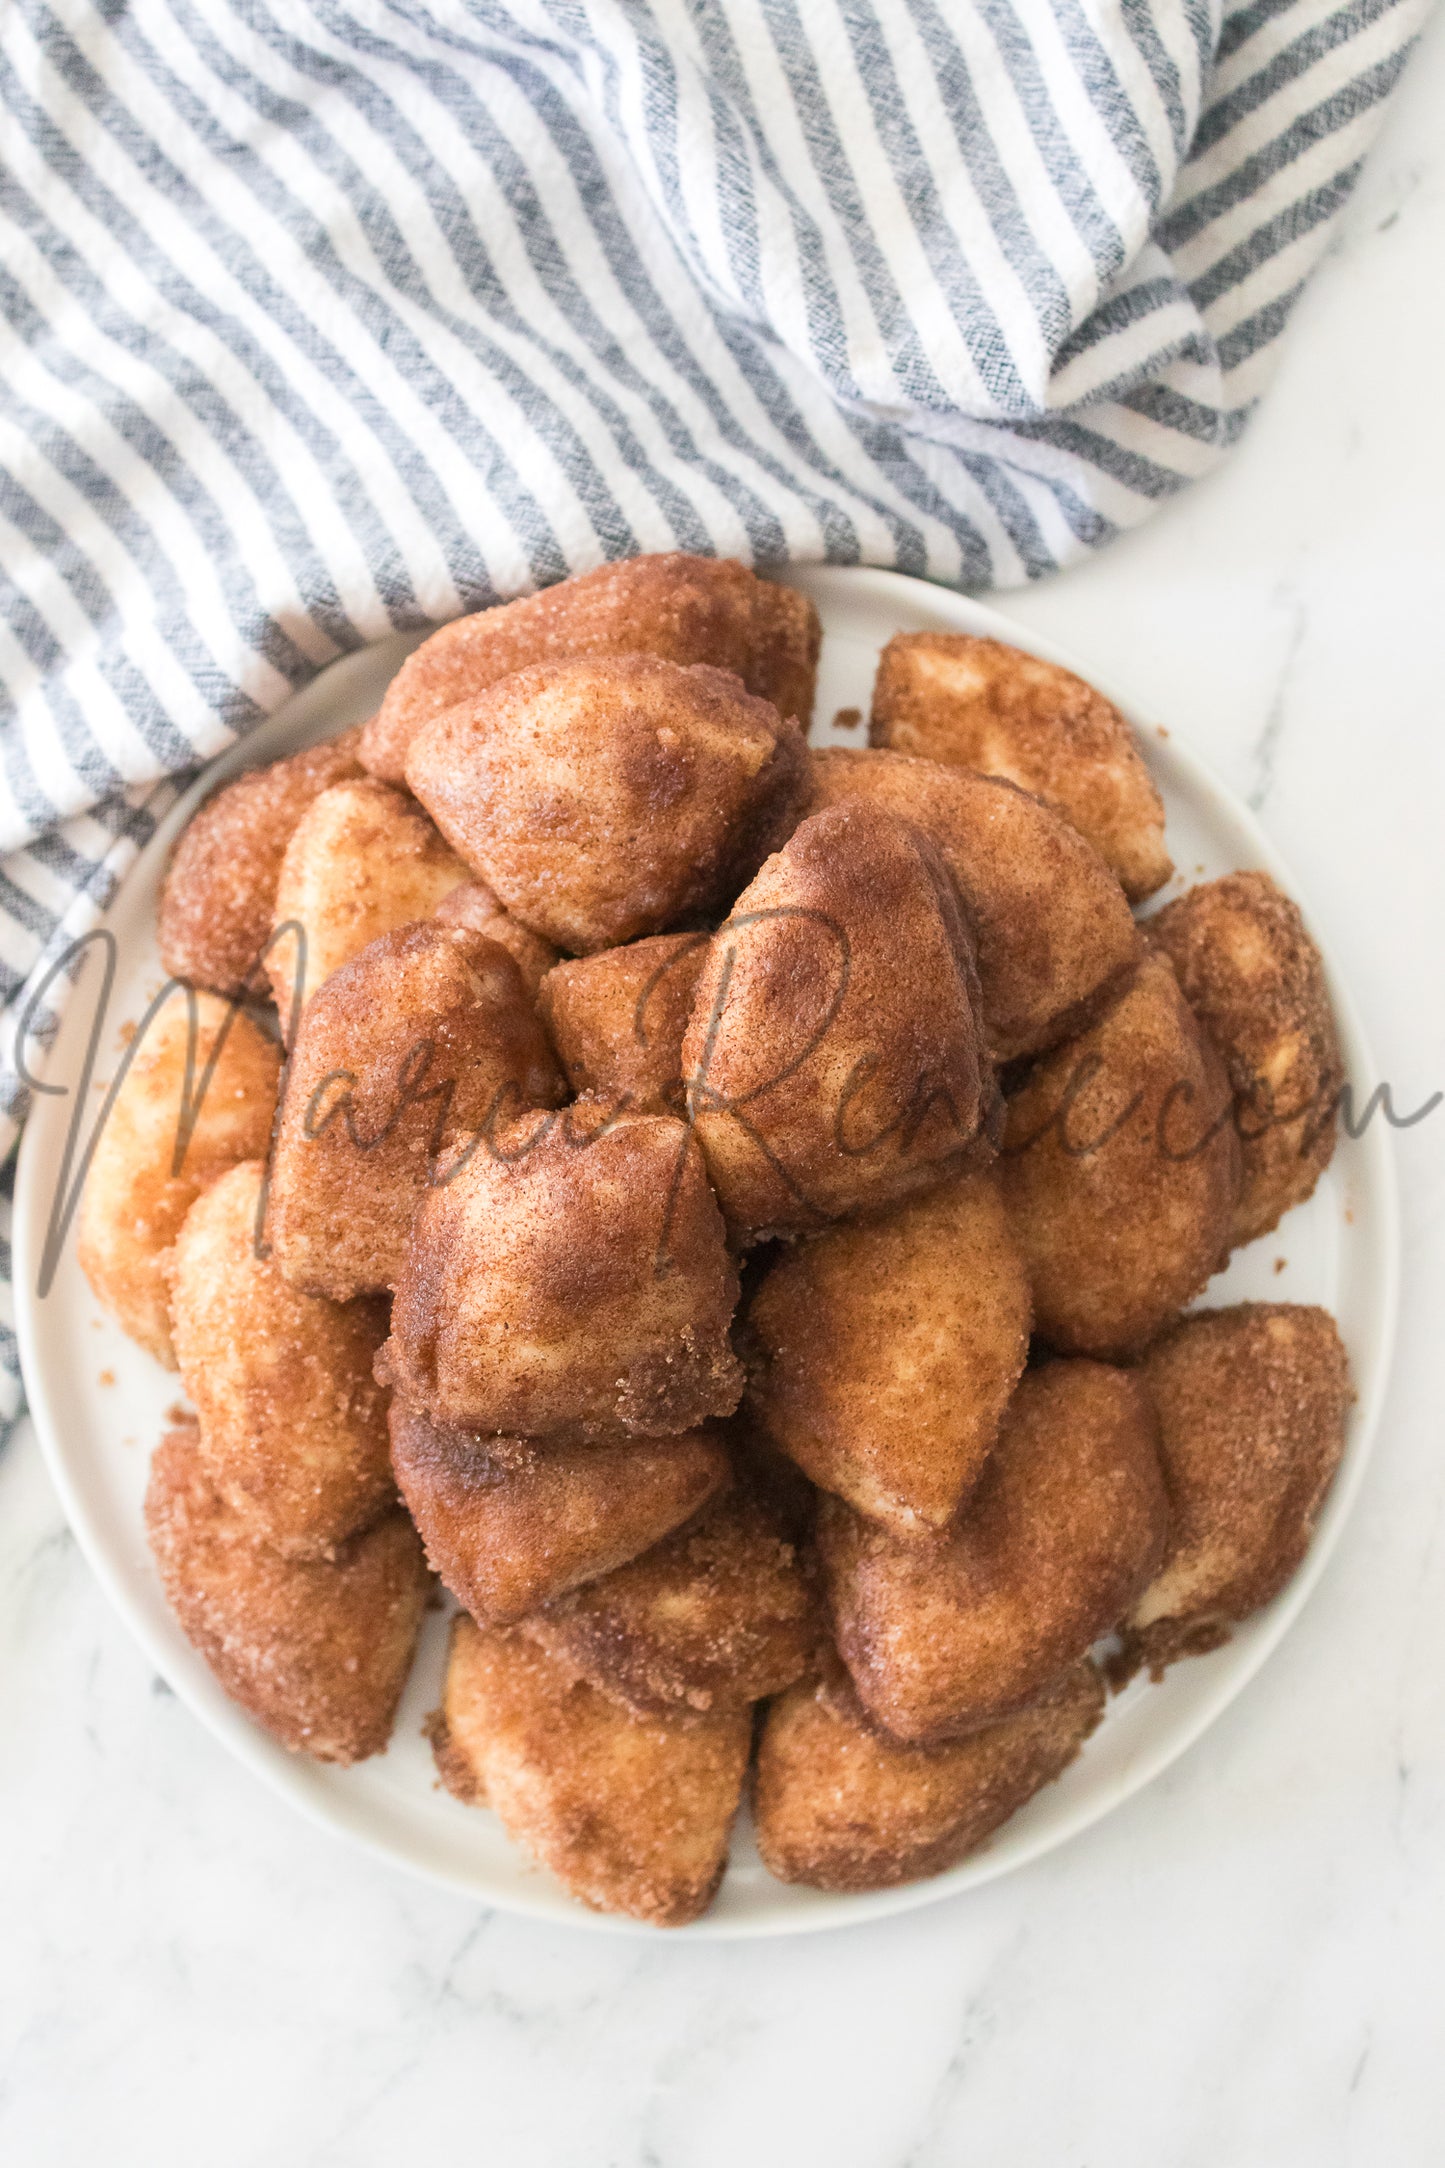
[0,0,1424,1422]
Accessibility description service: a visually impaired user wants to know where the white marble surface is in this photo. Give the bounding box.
[4,17,1445,2160]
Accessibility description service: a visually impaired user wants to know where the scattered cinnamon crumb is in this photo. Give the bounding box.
[1274,1257,1287,1274]
[98,1368,116,1386]
[833,707,863,732]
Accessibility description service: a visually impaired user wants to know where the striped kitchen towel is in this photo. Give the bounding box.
[0,0,1426,1423]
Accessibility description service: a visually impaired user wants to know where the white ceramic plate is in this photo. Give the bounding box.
[13,567,1399,1938]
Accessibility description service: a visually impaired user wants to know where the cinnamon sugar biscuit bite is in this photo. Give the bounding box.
[266,922,562,1301]
[537,933,708,1114]
[1119,1304,1350,1677]
[520,1484,816,1718]
[682,801,989,1243]
[268,776,470,1025]
[158,729,363,995]
[78,992,281,1366]
[805,747,1140,1060]
[432,879,558,995]
[383,1113,743,1439]
[1001,952,1240,1357]
[819,1360,1168,1744]
[1148,871,1343,1245]
[745,1168,1030,1540]
[168,1162,395,1561]
[431,1614,752,1926]
[405,655,810,955]
[388,1399,731,1625]
[754,1660,1104,1892]
[146,1420,429,1765]
[362,552,819,782]
[871,633,1171,900]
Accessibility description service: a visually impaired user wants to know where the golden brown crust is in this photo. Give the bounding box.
[753,1661,1104,1891]
[77,994,281,1365]
[806,747,1140,1059]
[537,934,709,1114]
[520,1485,817,1717]
[434,1614,751,1925]
[814,750,1143,1070]
[389,1398,732,1625]
[819,1360,1168,1744]
[756,581,820,723]
[1147,873,1343,1245]
[871,633,1171,901]
[383,1112,743,1439]
[682,801,989,1242]
[167,1162,395,1560]
[158,730,363,995]
[428,1710,488,1805]
[432,880,559,994]
[1117,1304,1350,1678]
[405,655,811,954]
[268,777,470,1026]
[265,922,563,1301]
[1000,952,1241,1356]
[744,1168,1030,1539]
[146,1421,429,1764]
[361,553,820,782]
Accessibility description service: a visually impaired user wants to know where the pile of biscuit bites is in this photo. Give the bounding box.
[78,555,1353,1926]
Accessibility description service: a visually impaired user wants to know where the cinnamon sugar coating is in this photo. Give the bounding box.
[383,1112,743,1439]
[146,1421,428,1765]
[388,1398,730,1625]
[1118,1304,1350,1677]
[168,1162,395,1561]
[537,933,708,1114]
[361,552,819,781]
[266,922,562,1302]
[520,1483,817,1717]
[431,1614,751,1925]
[871,633,1171,900]
[682,801,990,1243]
[158,729,363,995]
[1001,952,1241,1357]
[753,1659,1103,1892]
[405,654,811,954]
[820,1360,1167,1744]
[432,879,558,994]
[268,777,469,1025]
[745,1168,1030,1540]
[1148,871,1343,1245]
[805,746,1140,1059]
[78,992,281,1366]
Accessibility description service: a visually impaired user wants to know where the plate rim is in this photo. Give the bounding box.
[13,564,1401,1940]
